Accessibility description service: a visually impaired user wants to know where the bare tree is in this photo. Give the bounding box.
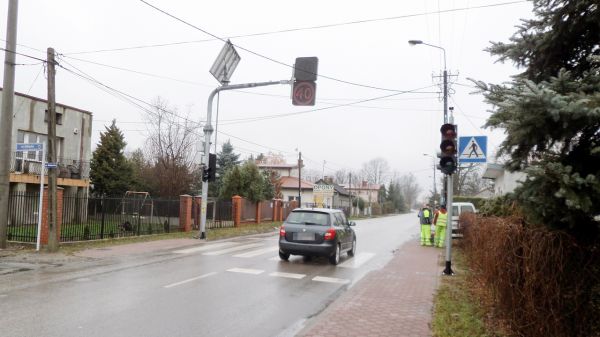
[333,169,348,184]
[361,157,390,184]
[397,173,421,210]
[144,97,201,197]
[454,164,492,196]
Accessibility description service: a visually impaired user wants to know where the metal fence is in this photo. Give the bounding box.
[7,192,40,243]
[192,198,234,229]
[61,195,181,241]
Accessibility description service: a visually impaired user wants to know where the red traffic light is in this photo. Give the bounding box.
[440,124,457,139]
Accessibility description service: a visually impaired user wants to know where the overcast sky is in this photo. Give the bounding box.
[1,0,534,195]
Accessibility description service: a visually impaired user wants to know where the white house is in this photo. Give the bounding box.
[482,163,527,196]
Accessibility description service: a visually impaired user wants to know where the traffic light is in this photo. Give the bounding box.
[439,124,457,175]
[292,57,318,106]
[202,153,217,182]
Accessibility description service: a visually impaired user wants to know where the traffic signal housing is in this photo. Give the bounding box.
[292,57,318,106]
[202,153,217,182]
[439,124,457,175]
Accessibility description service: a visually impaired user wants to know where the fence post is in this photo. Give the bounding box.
[179,195,192,232]
[232,195,242,227]
[100,195,105,239]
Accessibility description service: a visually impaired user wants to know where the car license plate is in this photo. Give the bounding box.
[296,232,314,241]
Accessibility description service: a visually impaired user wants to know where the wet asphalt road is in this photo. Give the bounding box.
[0,213,418,337]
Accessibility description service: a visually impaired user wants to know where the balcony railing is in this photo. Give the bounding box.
[10,152,90,179]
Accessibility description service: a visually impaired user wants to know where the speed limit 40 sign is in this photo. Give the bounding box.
[292,81,316,106]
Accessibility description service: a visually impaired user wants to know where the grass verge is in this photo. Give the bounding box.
[432,249,505,337]
[8,222,281,255]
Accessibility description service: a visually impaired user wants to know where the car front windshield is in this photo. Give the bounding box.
[286,211,330,226]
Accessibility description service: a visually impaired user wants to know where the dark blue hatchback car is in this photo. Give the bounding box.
[278,208,356,265]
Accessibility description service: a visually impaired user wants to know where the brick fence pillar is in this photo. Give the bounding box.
[193,196,202,230]
[41,187,63,246]
[179,195,192,232]
[232,195,242,227]
[272,199,279,222]
[255,201,262,224]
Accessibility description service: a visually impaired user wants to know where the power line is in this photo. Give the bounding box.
[137,0,431,93]
[66,1,527,56]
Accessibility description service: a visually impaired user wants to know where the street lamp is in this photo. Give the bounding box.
[410,39,454,276]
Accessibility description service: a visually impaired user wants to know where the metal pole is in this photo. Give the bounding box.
[36,145,45,251]
[47,47,59,252]
[199,80,290,239]
[442,60,454,276]
[0,0,19,249]
[297,152,302,207]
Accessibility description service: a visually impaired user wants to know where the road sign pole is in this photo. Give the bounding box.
[36,145,45,251]
[200,80,291,239]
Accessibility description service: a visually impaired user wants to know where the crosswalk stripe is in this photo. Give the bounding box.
[233,246,279,258]
[227,268,264,275]
[269,272,306,279]
[203,243,264,256]
[338,252,376,269]
[312,276,350,284]
[163,272,217,288]
[173,242,237,254]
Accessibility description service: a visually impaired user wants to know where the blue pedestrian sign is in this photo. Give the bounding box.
[16,143,43,151]
[459,136,487,163]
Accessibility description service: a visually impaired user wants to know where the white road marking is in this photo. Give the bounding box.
[173,242,237,254]
[338,252,376,269]
[269,256,280,261]
[202,243,264,256]
[312,276,350,284]
[269,272,306,279]
[233,246,279,258]
[163,272,217,288]
[227,268,265,275]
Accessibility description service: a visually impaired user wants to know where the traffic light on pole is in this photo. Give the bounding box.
[292,57,318,106]
[202,153,217,182]
[439,124,457,175]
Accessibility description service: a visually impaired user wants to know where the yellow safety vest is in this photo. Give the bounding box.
[436,212,448,227]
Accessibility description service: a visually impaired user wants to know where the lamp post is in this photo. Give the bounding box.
[410,39,454,275]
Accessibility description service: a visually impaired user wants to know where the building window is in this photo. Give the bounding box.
[44,109,63,125]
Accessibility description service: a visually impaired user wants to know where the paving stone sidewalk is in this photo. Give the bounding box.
[299,240,443,337]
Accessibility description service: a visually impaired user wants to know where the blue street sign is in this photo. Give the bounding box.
[459,136,487,163]
[16,143,43,151]
[45,163,58,169]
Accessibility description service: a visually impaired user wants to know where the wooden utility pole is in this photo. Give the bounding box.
[46,47,58,252]
[0,0,19,249]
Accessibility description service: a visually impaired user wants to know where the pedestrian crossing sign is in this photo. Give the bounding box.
[458,136,487,163]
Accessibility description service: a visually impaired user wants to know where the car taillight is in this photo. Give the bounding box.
[324,228,336,241]
[279,226,286,237]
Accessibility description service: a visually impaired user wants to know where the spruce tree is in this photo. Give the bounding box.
[478,0,600,238]
[90,120,133,196]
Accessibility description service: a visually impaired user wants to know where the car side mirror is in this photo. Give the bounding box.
[349,221,356,227]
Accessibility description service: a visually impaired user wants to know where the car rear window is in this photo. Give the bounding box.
[286,211,330,226]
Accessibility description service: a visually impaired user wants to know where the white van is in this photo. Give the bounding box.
[451,202,476,237]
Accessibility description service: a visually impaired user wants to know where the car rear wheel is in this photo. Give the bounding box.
[329,244,341,265]
[279,251,290,261]
[348,238,356,257]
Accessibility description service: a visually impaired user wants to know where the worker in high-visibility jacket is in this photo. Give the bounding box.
[433,204,448,248]
[418,204,432,246]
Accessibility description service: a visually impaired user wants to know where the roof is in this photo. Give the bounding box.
[280,176,314,190]
[257,163,298,169]
[482,163,504,179]
[314,179,350,196]
[1,88,93,115]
